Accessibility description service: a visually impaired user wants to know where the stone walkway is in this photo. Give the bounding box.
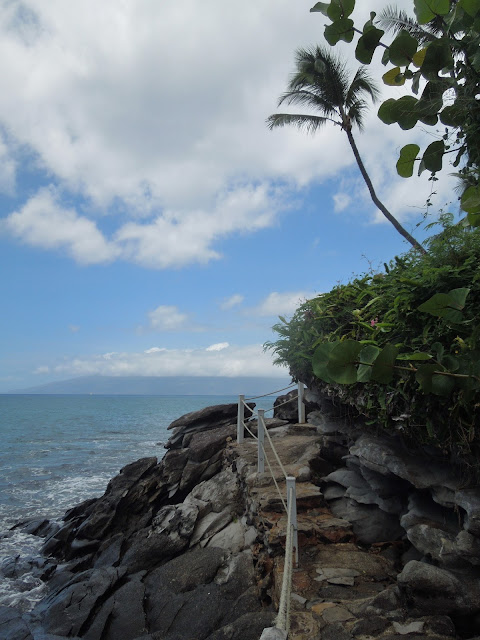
[230,423,458,640]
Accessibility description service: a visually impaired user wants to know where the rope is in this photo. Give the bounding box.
[245,383,296,400]
[276,485,295,632]
[242,420,258,441]
[263,394,299,415]
[260,440,288,513]
[262,417,288,480]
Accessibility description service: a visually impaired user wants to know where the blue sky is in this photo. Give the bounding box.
[0,0,458,392]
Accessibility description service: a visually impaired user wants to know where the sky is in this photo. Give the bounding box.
[0,0,459,392]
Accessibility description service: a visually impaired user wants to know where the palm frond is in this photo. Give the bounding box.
[377,5,439,43]
[277,89,339,120]
[266,113,333,134]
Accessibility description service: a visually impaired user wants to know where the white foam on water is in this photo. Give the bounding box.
[43,473,112,515]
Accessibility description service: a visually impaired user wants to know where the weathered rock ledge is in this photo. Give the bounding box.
[2,394,480,640]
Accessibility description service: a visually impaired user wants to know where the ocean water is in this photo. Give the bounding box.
[0,393,277,610]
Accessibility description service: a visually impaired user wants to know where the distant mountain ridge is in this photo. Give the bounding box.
[7,375,292,396]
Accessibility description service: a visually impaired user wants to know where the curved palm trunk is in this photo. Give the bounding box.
[345,128,427,254]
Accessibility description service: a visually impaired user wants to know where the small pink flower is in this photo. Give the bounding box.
[370,317,379,327]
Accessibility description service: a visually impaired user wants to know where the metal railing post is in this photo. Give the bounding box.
[286,476,299,567]
[237,394,245,443]
[257,409,265,473]
[297,382,305,424]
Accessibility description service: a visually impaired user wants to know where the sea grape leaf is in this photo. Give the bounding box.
[371,344,399,383]
[327,0,355,20]
[397,144,420,177]
[356,25,384,64]
[458,0,480,18]
[389,30,418,66]
[378,98,398,124]
[327,340,363,384]
[324,18,355,45]
[440,104,463,127]
[357,344,381,382]
[461,185,480,214]
[421,38,454,80]
[412,48,427,67]
[422,140,445,173]
[395,96,419,129]
[310,2,330,14]
[383,67,405,86]
[414,0,450,24]
[416,364,443,392]
[418,288,470,323]
[467,211,480,227]
[312,342,337,383]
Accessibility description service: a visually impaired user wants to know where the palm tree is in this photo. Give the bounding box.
[267,45,426,254]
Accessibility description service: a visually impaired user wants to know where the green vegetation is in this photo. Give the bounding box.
[266,1,480,470]
[266,218,480,461]
[311,0,480,224]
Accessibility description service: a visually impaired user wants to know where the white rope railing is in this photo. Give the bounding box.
[236,383,305,637]
[245,382,296,401]
[276,482,296,632]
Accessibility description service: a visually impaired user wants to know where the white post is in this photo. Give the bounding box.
[286,476,299,567]
[257,409,265,473]
[237,395,245,443]
[297,381,305,424]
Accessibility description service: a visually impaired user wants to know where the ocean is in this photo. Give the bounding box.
[0,393,278,611]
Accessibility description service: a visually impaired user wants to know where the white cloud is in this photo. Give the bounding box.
[34,365,50,374]
[144,347,166,354]
[206,342,229,352]
[220,294,244,310]
[333,192,352,213]
[45,343,285,378]
[2,187,117,264]
[148,305,188,331]
[0,0,433,269]
[69,324,80,333]
[252,291,315,317]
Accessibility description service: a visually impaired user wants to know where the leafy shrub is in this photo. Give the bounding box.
[266,219,480,465]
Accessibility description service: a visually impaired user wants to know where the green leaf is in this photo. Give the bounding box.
[357,344,381,382]
[421,38,454,80]
[312,342,337,384]
[327,340,363,384]
[412,48,427,67]
[371,344,399,383]
[378,98,398,124]
[389,30,418,66]
[416,363,443,392]
[422,140,445,172]
[396,96,420,130]
[458,0,480,18]
[396,352,432,360]
[440,104,463,127]
[382,66,405,86]
[356,25,384,64]
[467,211,480,227]
[397,144,420,178]
[418,288,470,323]
[327,0,355,20]
[431,372,456,395]
[414,0,450,24]
[310,2,330,15]
[324,18,354,45]
[381,47,390,65]
[461,185,480,214]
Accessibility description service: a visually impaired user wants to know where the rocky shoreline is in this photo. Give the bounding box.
[1,392,480,639]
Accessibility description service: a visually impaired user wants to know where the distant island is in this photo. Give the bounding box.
[6,375,292,396]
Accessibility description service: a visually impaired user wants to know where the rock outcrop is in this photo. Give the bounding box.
[3,392,480,640]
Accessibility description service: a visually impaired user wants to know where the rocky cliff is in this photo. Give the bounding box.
[2,393,480,640]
